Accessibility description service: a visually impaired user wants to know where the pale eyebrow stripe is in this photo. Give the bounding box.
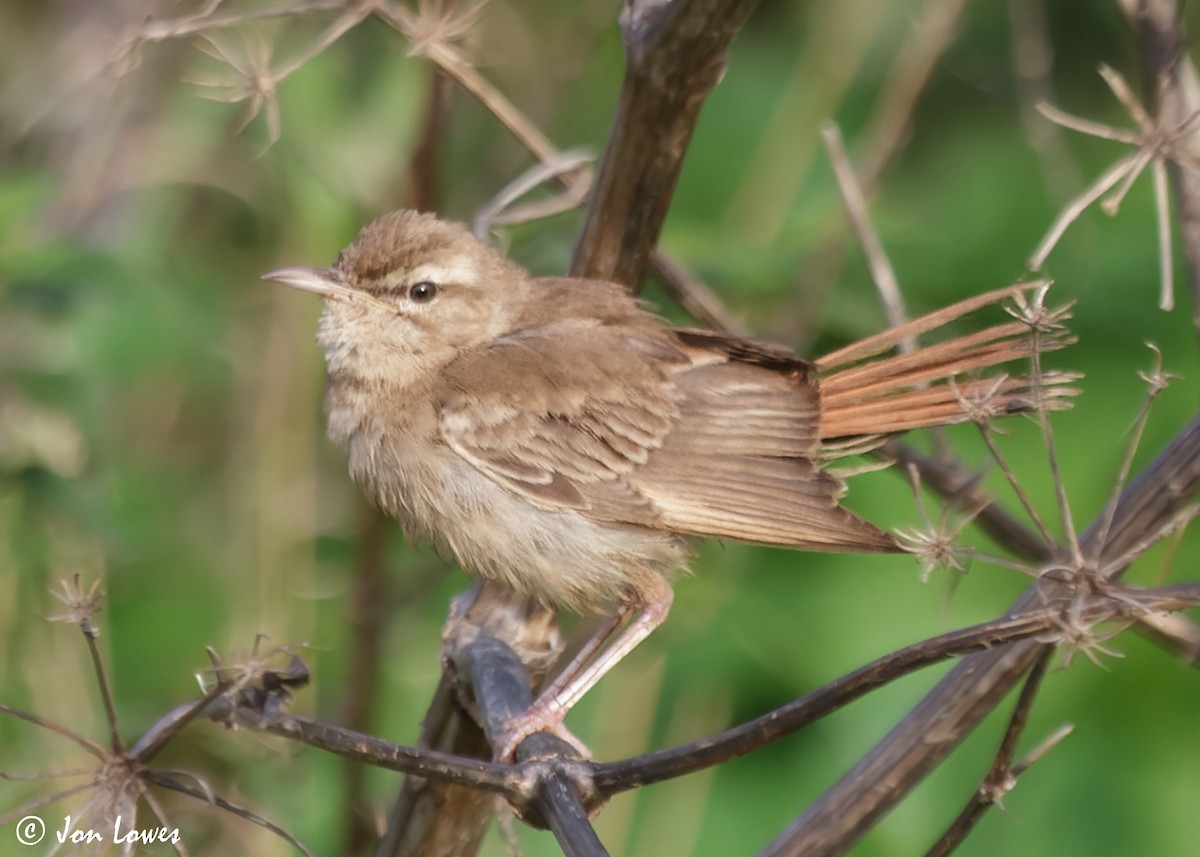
[408,256,479,287]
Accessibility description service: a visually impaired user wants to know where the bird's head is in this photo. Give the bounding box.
[264,209,528,386]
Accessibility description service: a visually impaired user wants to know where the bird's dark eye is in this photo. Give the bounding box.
[408,281,438,303]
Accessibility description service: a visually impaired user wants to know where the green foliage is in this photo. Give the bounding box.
[1,3,1198,856]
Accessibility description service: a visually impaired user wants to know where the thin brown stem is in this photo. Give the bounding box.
[762,410,1200,857]
[923,649,1056,857]
[822,122,913,352]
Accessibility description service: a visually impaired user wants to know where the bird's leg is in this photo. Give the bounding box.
[494,578,674,761]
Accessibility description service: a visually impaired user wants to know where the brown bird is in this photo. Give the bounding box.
[264,209,1075,758]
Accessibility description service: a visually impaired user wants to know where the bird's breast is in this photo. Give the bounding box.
[326,376,686,611]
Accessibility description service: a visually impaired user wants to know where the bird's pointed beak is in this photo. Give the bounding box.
[262,265,355,300]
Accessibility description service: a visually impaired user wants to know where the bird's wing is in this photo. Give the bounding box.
[437,321,894,551]
[436,319,684,513]
[630,331,895,551]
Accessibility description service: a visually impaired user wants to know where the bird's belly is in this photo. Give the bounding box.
[354,440,685,612]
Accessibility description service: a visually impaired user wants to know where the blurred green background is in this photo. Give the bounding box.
[2,1,1199,855]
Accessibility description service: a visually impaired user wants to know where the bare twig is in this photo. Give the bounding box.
[761,409,1200,857]
[339,504,391,855]
[273,0,378,80]
[376,2,576,172]
[923,649,1057,857]
[473,150,596,239]
[974,423,1059,547]
[859,0,968,187]
[571,0,763,286]
[220,696,521,797]
[1009,0,1085,203]
[1092,344,1177,558]
[377,673,494,857]
[589,582,1200,797]
[880,441,1055,562]
[649,252,750,335]
[1030,62,1200,311]
[145,771,319,857]
[1134,611,1200,665]
[822,122,913,351]
[0,782,100,829]
[1118,0,1200,337]
[783,0,966,348]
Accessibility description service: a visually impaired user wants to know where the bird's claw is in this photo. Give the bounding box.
[494,699,592,762]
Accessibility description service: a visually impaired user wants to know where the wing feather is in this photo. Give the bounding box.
[436,319,895,552]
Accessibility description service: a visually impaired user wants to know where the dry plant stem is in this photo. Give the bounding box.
[1119,0,1200,331]
[457,637,607,855]
[135,0,350,43]
[1028,150,1142,270]
[822,122,913,351]
[928,724,1076,857]
[858,0,967,188]
[1030,59,1200,311]
[272,0,378,80]
[880,441,1054,562]
[537,771,609,857]
[376,2,565,169]
[1104,143,1157,211]
[160,587,1200,811]
[377,674,494,857]
[570,0,762,286]
[590,603,1091,795]
[473,150,595,238]
[221,702,520,796]
[388,633,606,854]
[923,648,1054,857]
[78,619,125,755]
[0,768,94,781]
[0,703,107,760]
[0,782,99,828]
[786,0,965,347]
[762,409,1200,857]
[972,426,1057,547]
[376,1,594,232]
[380,0,740,338]
[1092,348,1169,558]
[382,582,563,856]
[650,251,749,334]
[1134,611,1200,665]
[1154,154,1174,309]
[339,504,390,856]
[143,771,318,857]
[1030,336,1082,564]
[591,585,1200,796]
[138,791,177,849]
[131,680,246,763]
[381,0,749,335]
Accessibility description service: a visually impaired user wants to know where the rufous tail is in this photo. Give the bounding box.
[814,282,1079,446]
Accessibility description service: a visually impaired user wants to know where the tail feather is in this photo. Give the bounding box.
[815,282,1050,370]
[821,321,1037,396]
[815,282,1079,444]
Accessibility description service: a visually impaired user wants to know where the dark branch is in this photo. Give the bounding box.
[570,0,762,285]
[590,584,1199,796]
[759,409,1200,857]
[922,649,1055,857]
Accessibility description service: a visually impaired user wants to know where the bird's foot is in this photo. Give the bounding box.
[494,698,591,763]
